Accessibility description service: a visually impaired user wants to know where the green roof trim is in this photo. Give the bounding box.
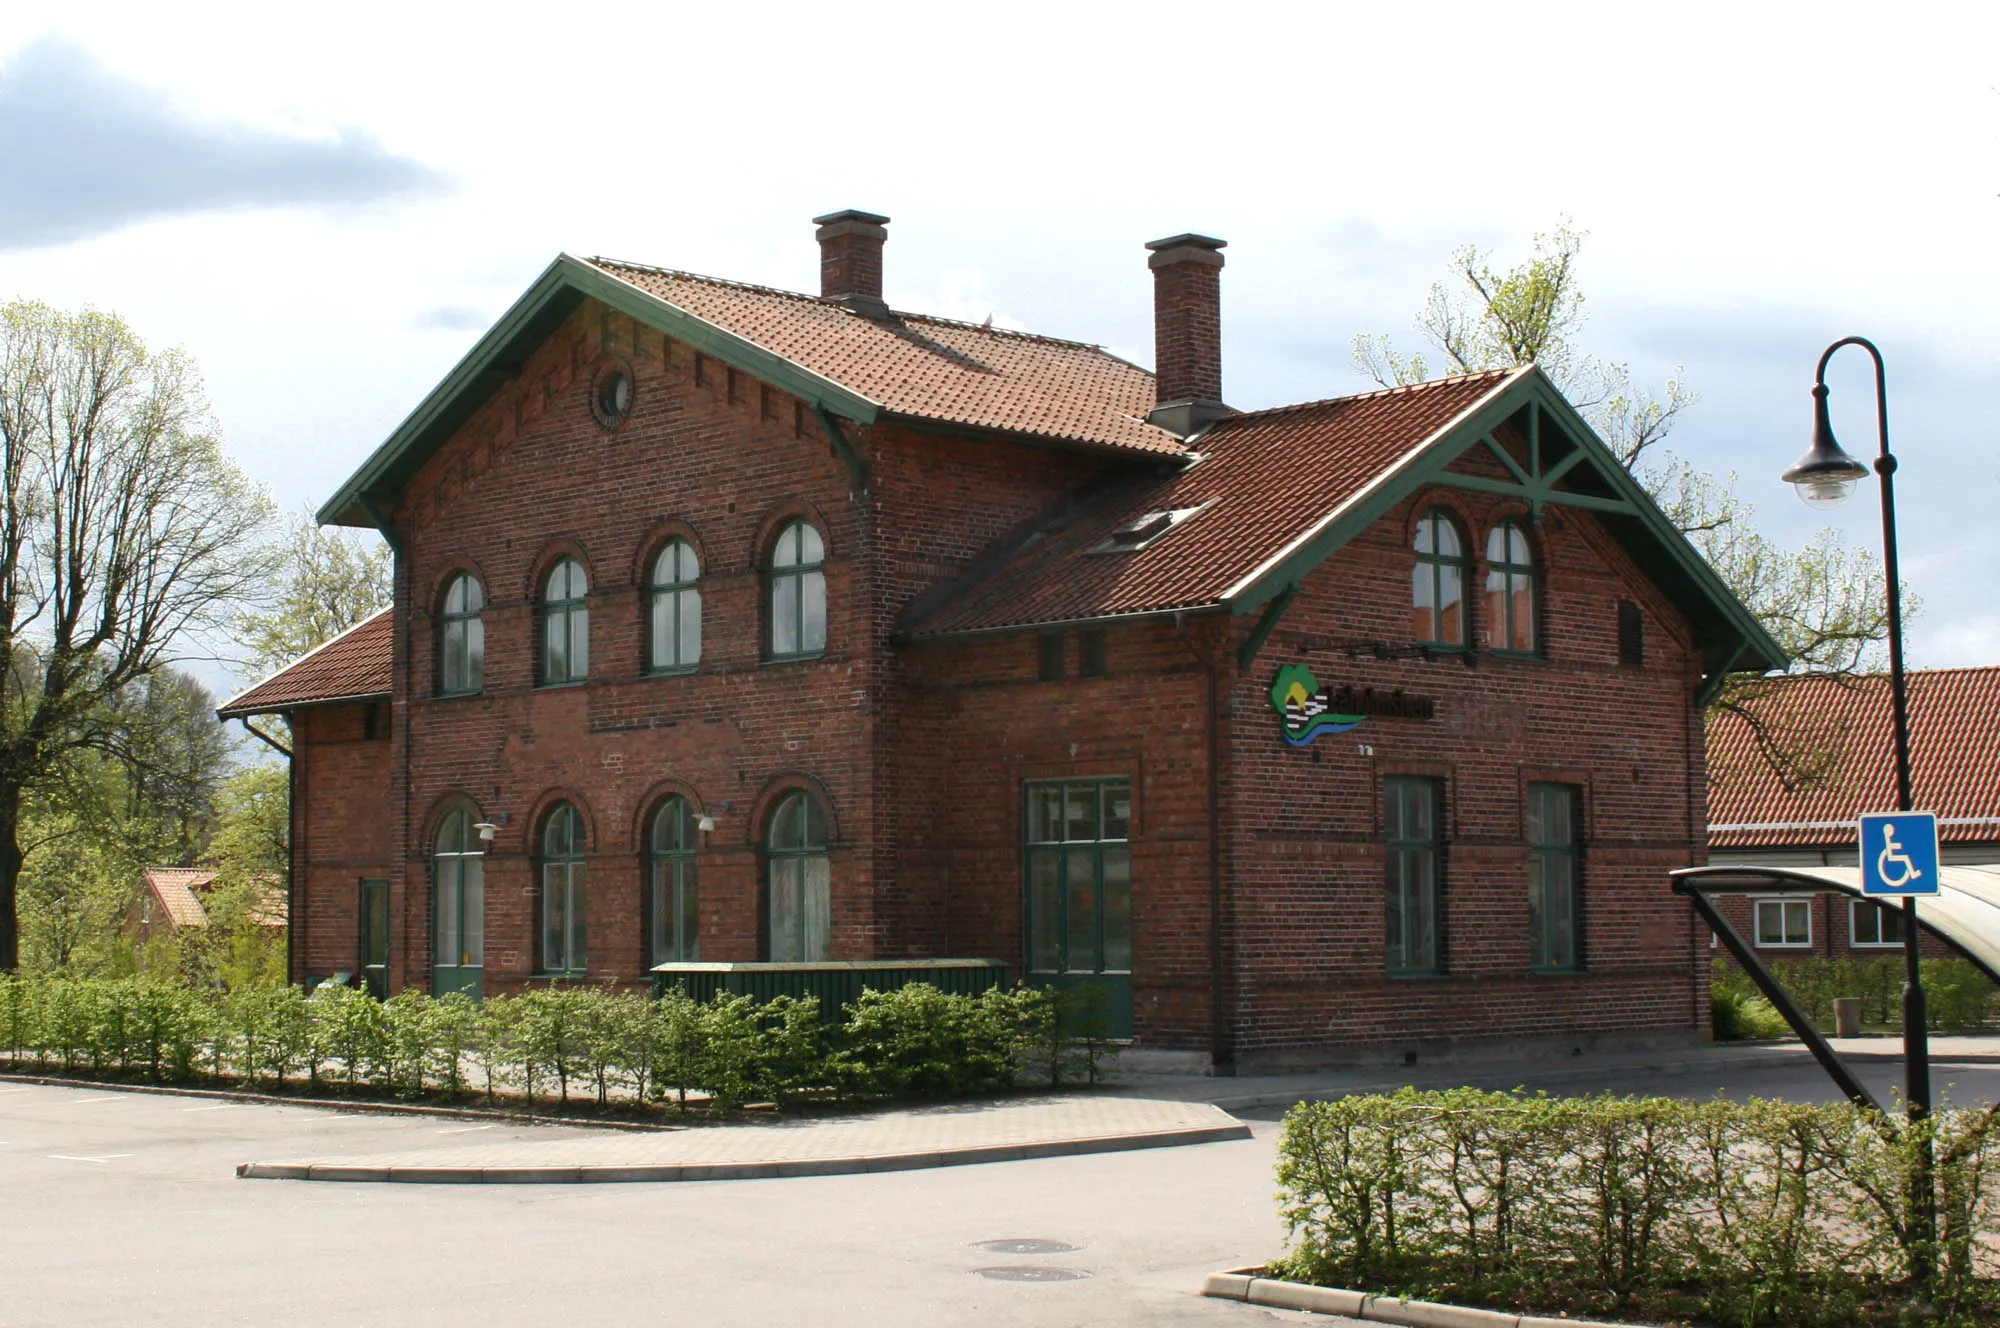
[318,254,881,529]
[1223,366,1786,678]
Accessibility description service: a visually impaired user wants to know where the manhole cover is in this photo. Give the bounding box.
[974,1266,1090,1282]
[972,1238,1080,1255]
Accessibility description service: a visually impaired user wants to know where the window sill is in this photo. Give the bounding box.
[1850,941,1905,949]
[534,679,588,691]
[1755,943,1812,950]
[434,688,484,701]
[1529,965,1587,976]
[531,971,589,981]
[762,651,827,666]
[1488,649,1542,662]
[646,665,700,678]
[1386,968,1449,980]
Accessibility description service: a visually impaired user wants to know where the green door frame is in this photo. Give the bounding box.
[359,878,390,1000]
[1022,778,1134,1038]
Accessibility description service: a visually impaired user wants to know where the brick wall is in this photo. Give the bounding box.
[291,703,392,983]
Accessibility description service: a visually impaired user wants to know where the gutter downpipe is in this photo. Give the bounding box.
[1175,611,1233,1076]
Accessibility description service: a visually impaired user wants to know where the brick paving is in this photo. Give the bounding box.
[238,1093,1248,1182]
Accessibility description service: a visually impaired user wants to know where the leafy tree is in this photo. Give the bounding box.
[93,668,232,865]
[0,301,274,969]
[180,765,289,990]
[1352,226,1901,784]
[238,509,390,685]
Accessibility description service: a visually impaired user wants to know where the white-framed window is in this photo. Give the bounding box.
[1851,898,1906,948]
[1754,897,1811,948]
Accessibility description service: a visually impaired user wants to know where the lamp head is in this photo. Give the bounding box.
[696,814,717,833]
[1781,383,1869,510]
[472,821,499,844]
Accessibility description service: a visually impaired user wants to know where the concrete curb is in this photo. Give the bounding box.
[238,1120,1252,1183]
[0,1070,680,1131]
[1202,1270,1629,1327]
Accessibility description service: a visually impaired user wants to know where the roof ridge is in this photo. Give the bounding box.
[587,256,1121,354]
[218,606,392,712]
[1216,367,1522,426]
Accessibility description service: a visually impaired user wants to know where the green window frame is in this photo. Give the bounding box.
[1024,779,1132,977]
[540,558,590,685]
[539,803,588,975]
[432,809,485,973]
[360,878,390,1000]
[648,796,699,965]
[1412,510,1467,648]
[1484,521,1537,655]
[648,539,702,673]
[439,573,485,696]
[765,791,830,961]
[1385,777,1441,974]
[767,520,827,659]
[1528,783,1581,971]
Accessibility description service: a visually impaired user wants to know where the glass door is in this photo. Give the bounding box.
[359,879,390,999]
[432,810,485,999]
[1023,778,1133,1038]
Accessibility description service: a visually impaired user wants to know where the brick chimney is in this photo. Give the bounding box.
[1145,233,1228,436]
[813,209,891,316]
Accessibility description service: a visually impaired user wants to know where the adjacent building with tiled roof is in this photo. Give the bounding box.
[1704,667,1999,961]
[240,209,1783,1067]
[131,867,287,940]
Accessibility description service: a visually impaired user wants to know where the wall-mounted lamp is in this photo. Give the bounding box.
[472,822,499,844]
[696,814,717,833]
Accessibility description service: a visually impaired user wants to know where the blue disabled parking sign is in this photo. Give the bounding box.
[1859,812,1941,896]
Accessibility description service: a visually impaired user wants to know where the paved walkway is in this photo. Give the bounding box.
[1119,1034,2000,1112]
[238,1093,1249,1183]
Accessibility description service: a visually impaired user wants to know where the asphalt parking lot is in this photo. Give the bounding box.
[5,1045,1997,1328]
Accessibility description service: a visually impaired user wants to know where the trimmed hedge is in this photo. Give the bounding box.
[0,973,1113,1114]
[1275,1088,2000,1327]
[1713,955,2000,1034]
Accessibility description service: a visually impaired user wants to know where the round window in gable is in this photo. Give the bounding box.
[591,362,634,430]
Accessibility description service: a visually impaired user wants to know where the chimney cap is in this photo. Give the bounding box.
[1145,232,1226,252]
[813,208,891,227]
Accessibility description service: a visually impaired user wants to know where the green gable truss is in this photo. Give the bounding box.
[318,254,880,529]
[1226,365,1787,680]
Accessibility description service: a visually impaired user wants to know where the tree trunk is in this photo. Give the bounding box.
[0,785,20,971]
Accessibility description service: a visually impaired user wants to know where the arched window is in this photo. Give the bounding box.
[438,574,485,696]
[767,520,826,659]
[540,558,589,685]
[432,808,485,996]
[765,790,829,961]
[539,803,587,975]
[1485,521,1537,654]
[648,796,699,965]
[648,539,702,673]
[1411,510,1467,648]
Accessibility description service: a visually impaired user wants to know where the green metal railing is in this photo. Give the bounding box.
[650,959,1013,1017]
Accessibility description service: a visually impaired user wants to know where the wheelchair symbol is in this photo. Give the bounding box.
[1876,825,1923,890]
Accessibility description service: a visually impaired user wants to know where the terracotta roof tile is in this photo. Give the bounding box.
[586,260,1185,456]
[218,609,392,718]
[900,369,1518,635]
[1708,668,2000,848]
[142,867,212,929]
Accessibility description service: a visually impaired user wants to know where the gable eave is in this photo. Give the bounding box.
[318,254,882,531]
[1222,365,1787,678]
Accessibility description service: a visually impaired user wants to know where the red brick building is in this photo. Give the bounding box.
[221,212,1782,1069]
[1706,667,2000,963]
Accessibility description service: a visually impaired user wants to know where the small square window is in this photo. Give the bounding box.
[1754,898,1811,948]
[1851,899,1905,947]
[1080,630,1108,678]
[1038,633,1065,681]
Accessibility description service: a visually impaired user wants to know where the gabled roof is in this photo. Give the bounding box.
[319,254,1180,529]
[900,365,1787,678]
[1709,667,2000,848]
[217,609,392,718]
[142,867,214,929]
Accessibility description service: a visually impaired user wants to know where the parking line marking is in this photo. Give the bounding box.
[66,1096,125,1105]
[437,1123,494,1135]
[0,1087,31,1095]
[182,1103,241,1113]
[49,1153,134,1164]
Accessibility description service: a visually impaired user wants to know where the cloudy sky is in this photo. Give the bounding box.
[3,1,1995,694]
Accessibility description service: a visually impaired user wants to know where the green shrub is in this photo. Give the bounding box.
[1712,989,1792,1040]
[309,981,387,1089]
[1274,1089,2000,1326]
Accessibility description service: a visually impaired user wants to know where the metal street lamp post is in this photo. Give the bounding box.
[1780,334,1933,1279]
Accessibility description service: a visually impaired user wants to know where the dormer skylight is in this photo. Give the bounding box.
[1090,502,1210,554]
